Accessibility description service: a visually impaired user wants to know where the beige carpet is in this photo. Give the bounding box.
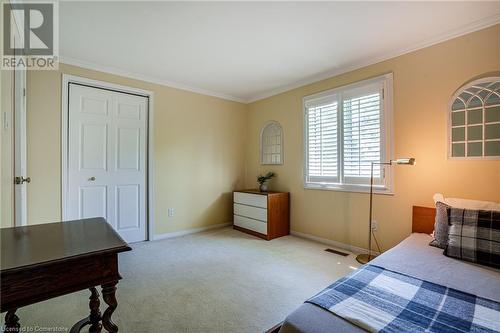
[10,227,359,333]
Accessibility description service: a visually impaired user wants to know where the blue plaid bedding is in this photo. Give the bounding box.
[306,265,500,333]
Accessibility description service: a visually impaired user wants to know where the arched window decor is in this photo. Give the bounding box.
[260,121,283,165]
[449,77,500,158]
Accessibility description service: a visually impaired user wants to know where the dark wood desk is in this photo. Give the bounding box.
[1,218,131,332]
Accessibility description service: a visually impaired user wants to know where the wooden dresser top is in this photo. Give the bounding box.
[235,189,288,196]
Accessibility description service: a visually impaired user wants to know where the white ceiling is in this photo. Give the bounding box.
[60,2,500,103]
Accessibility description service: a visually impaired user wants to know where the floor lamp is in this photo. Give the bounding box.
[356,158,416,265]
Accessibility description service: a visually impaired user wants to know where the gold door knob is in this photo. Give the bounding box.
[88,176,96,181]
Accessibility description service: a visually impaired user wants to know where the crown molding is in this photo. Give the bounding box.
[58,56,247,103]
[246,15,500,103]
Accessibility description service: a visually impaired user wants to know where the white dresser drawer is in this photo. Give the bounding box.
[234,192,267,208]
[234,203,267,222]
[234,215,268,235]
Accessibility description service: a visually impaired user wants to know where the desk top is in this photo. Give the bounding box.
[1,218,131,272]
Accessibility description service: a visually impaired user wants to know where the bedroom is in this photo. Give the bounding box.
[1,1,499,332]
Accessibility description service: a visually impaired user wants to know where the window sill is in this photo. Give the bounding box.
[304,183,394,195]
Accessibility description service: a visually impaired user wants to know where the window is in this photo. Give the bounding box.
[303,74,393,193]
[449,77,500,159]
[261,121,283,165]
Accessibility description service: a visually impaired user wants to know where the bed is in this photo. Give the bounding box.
[275,206,500,333]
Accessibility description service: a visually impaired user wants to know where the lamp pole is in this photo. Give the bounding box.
[367,161,391,262]
[356,158,415,265]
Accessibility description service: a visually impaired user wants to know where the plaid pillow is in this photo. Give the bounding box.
[445,207,500,269]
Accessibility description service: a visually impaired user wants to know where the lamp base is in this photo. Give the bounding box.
[355,253,376,264]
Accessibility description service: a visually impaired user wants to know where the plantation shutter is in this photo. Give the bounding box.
[305,96,339,183]
[342,83,384,185]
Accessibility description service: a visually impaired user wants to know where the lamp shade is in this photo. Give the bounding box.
[392,158,416,165]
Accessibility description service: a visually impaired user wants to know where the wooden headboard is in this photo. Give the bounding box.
[412,206,436,234]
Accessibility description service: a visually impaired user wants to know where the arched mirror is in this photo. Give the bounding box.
[260,121,283,165]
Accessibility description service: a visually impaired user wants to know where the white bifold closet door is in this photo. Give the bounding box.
[67,84,147,242]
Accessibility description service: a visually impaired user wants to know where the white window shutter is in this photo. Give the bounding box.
[343,87,383,185]
[306,98,339,183]
[303,73,393,192]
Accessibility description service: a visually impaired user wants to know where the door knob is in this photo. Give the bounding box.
[88,176,96,181]
[14,176,31,184]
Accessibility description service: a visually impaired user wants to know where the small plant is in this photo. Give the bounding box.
[257,172,275,192]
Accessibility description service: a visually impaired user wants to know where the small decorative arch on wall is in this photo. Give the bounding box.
[449,77,500,159]
[260,121,283,165]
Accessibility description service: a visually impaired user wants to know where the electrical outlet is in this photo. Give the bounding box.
[168,208,174,217]
[371,220,378,231]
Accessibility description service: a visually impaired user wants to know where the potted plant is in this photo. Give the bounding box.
[257,172,275,192]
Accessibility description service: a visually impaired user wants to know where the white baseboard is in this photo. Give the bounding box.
[290,230,380,256]
[152,222,231,241]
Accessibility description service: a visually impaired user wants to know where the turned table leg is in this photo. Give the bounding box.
[89,287,102,333]
[101,281,119,333]
[5,309,20,332]
[69,287,103,333]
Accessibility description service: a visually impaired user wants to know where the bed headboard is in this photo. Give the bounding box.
[412,206,436,234]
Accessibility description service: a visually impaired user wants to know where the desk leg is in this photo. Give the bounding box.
[101,281,118,333]
[5,309,20,332]
[69,287,102,333]
[89,287,102,333]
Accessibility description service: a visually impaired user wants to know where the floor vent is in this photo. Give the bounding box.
[325,248,349,256]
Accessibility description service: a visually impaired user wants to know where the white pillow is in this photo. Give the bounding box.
[433,193,500,211]
[433,193,445,204]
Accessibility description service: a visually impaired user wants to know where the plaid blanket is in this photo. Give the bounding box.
[307,265,500,333]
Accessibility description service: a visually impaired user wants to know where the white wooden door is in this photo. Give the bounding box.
[12,16,28,226]
[67,84,148,242]
[14,67,27,226]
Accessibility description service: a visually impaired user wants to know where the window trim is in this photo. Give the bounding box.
[302,73,394,194]
[447,76,500,161]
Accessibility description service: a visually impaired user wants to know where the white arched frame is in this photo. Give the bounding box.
[260,121,283,165]
[448,77,500,159]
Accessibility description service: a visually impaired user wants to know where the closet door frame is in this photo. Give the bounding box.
[61,74,155,241]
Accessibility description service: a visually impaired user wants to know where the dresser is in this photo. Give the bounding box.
[233,190,290,240]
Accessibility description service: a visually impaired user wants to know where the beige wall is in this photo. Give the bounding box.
[26,63,247,236]
[244,25,500,251]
